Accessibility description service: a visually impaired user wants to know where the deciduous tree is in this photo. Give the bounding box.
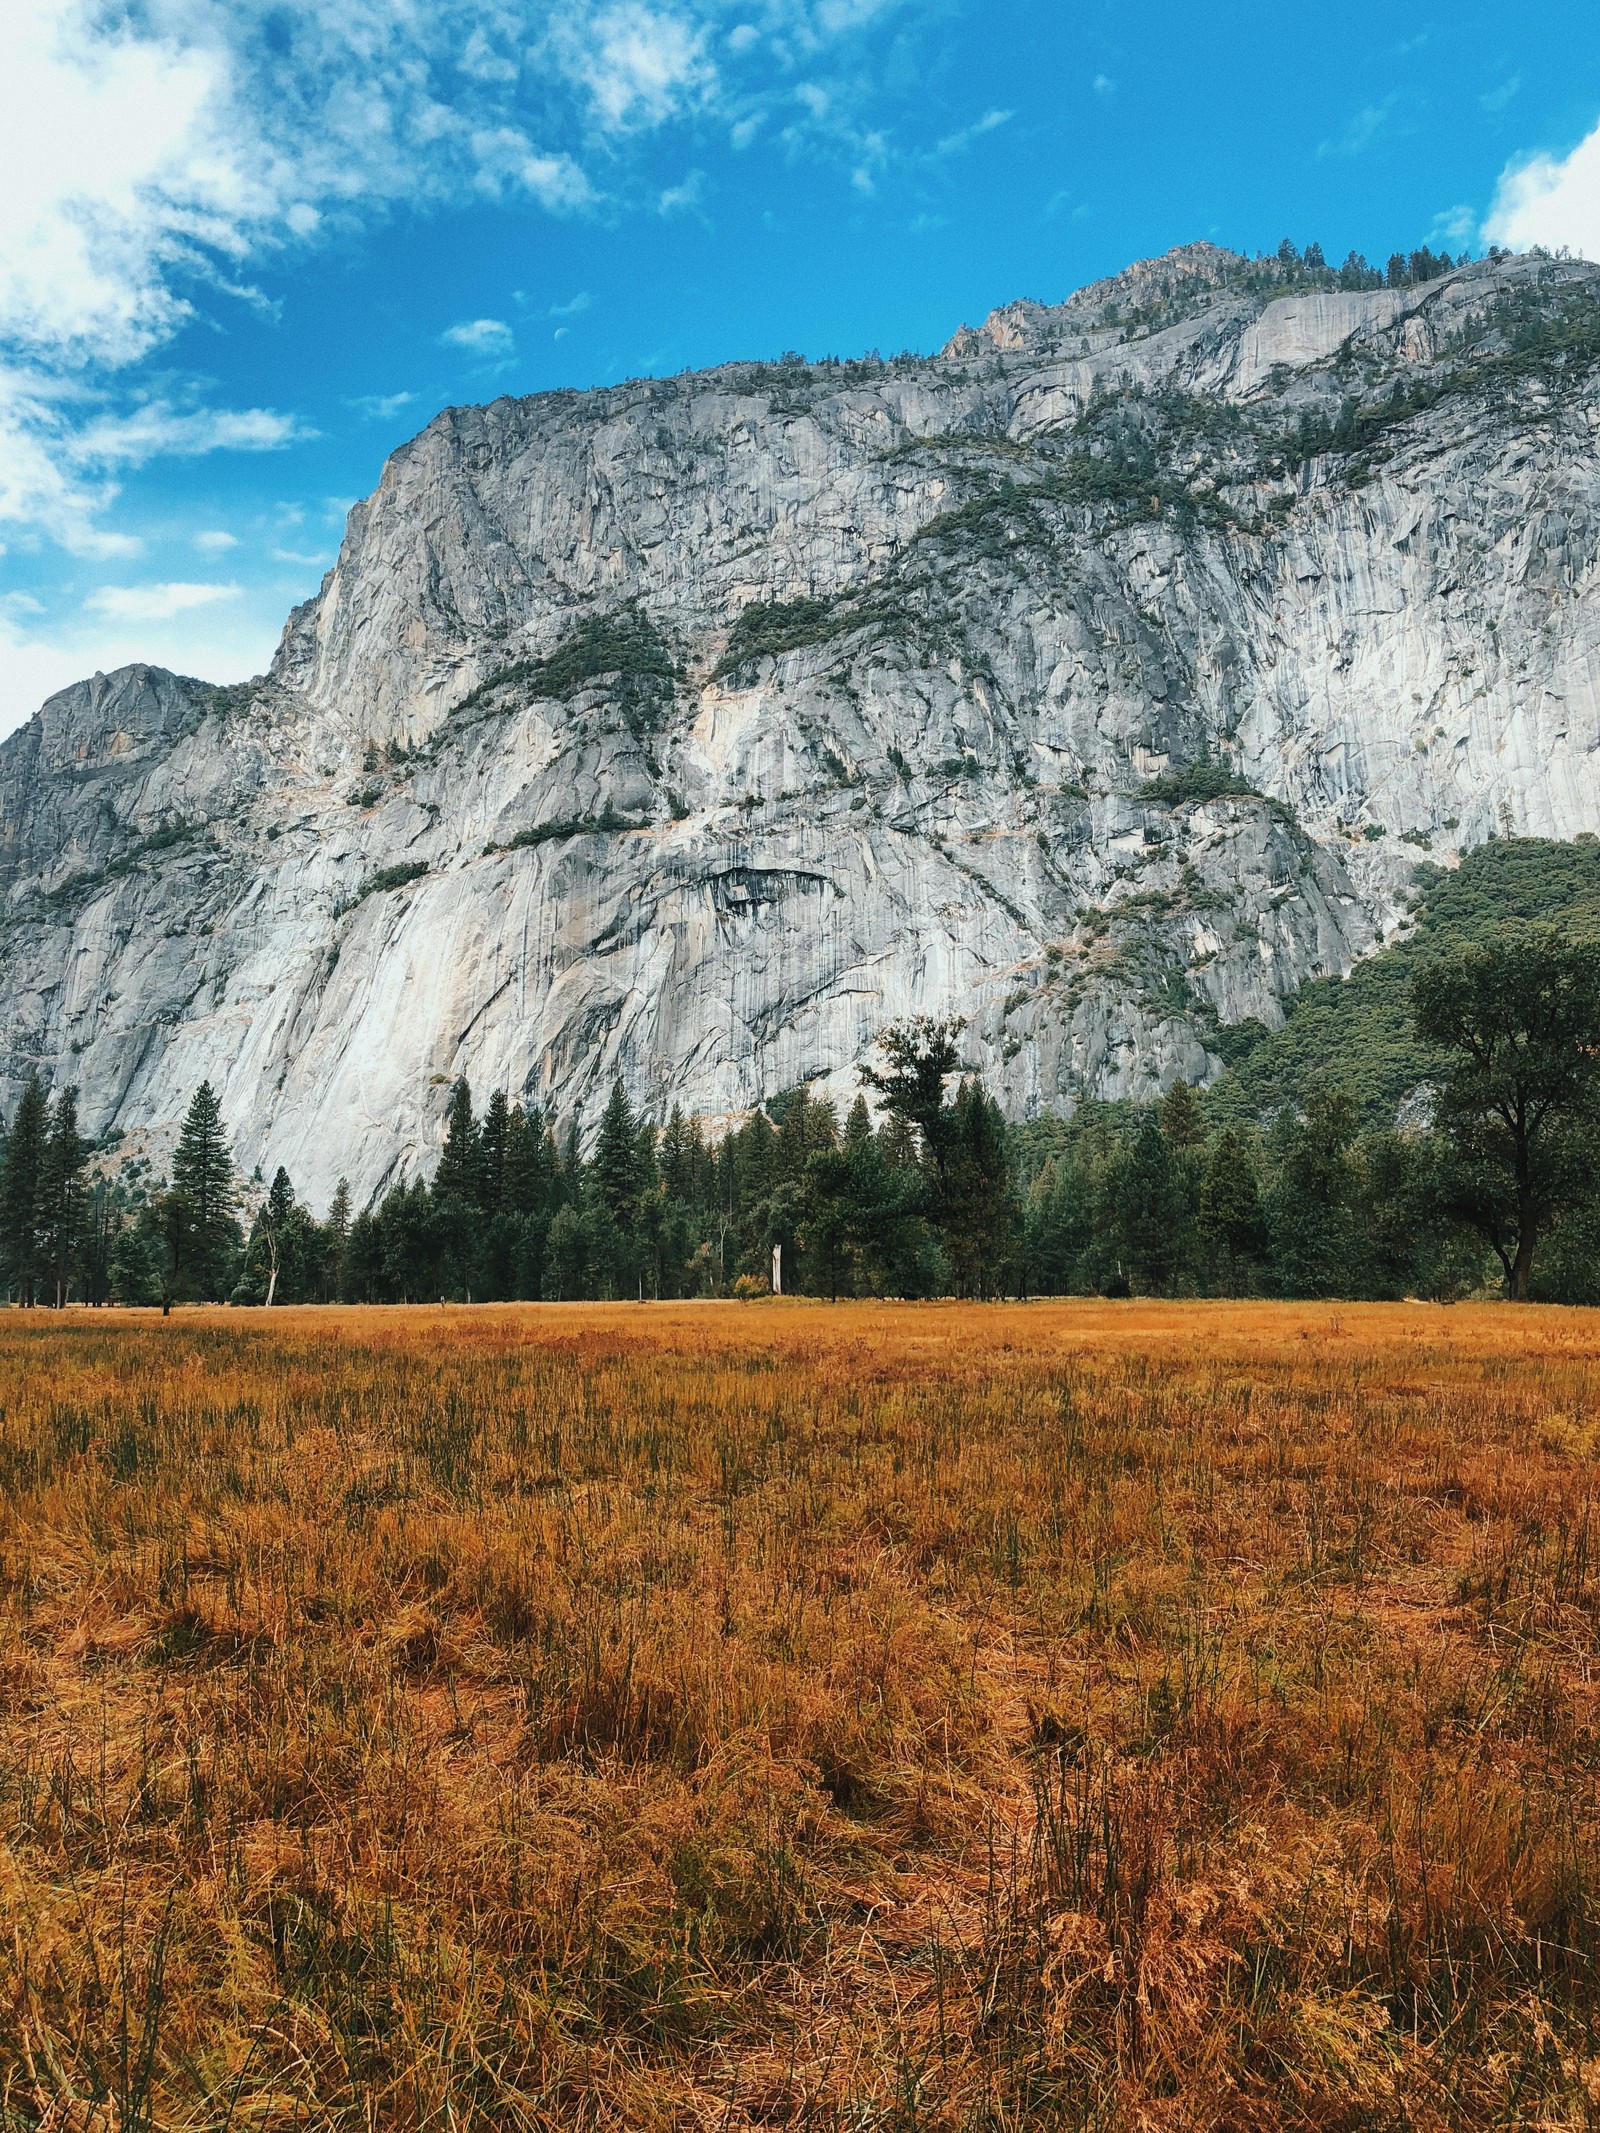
[1413,928,1600,1299]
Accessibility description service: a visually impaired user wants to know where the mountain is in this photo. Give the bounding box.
[5,241,1600,1208]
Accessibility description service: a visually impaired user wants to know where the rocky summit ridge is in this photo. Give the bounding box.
[6,243,1600,1207]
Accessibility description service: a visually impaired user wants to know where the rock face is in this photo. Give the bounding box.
[6,242,1600,1207]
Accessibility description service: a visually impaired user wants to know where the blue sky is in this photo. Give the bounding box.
[2,0,1599,735]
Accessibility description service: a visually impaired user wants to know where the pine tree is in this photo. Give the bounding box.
[325,1178,353,1302]
[110,1216,161,1306]
[503,1104,560,1300]
[1266,1083,1360,1298]
[479,1090,511,1215]
[433,1078,483,1298]
[170,1081,239,1301]
[592,1080,640,1224]
[1106,1111,1193,1295]
[434,1078,482,1204]
[943,1082,1018,1297]
[860,1017,965,1212]
[1159,1079,1205,1149]
[1200,1128,1266,1295]
[249,1166,297,1305]
[589,1079,642,1298]
[39,1087,88,1306]
[79,1180,121,1306]
[0,1077,49,1305]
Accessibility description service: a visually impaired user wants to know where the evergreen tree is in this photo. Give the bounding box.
[1023,1153,1096,1296]
[79,1180,121,1306]
[943,1082,1018,1296]
[39,1087,88,1305]
[479,1090,511,1212]
[592,1080,641,1223]
[1159,1079,1205,1148]
[169,1081,239,1301]
[1199,1128,1266,1295]
[1,1077,50,1305]
[1105,1111,1194,1294]
[378,1179,438,1302]
[110,1214,162,1306]
[1266,1083,1360,1297]
[860,1017,965,1206]
[589,1079,643,1297]
[433,1078,483,1297]
[435,1078,483,1203]
[345,1208,384,1302]
[325,1178,353,1301]
[244,1166,298,1305]
[504,1103,561,1299]
[543,1202,590,1300]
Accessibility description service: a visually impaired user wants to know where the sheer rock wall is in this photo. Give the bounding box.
[5,245,1600,1205]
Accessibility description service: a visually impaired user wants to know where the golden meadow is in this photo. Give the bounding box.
[4,1300,1600,2129]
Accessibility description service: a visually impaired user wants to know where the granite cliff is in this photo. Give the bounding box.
[6,241,1600,1205]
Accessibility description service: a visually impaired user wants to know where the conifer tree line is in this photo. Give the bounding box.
[4,929,1600,1305]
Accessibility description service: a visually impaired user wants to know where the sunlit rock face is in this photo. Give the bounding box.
[6,244,1600,1206]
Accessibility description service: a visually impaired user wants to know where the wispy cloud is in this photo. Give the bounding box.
[553,4,715,132]
[0,0,937,572]
[549,292,593,318]
[658,169,708,212]
[1486,120,1600,258]
[193,529,238,553]
[76,404,308,466]
[347,391,418,422]
[1481,77,1521,116]
[1318,94,1402,159]
[934,108,1013,158]
[86,580,241,622]
[1430,204,1476,248]
[441,317,516,359]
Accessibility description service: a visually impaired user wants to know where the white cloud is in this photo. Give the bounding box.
[0,0,932,574]
[193,528,238,552]
[441,317,515,358]
[934,108,1012,158]
[550,291,593,317]
[0,593,284,737]
[76,402,308,465]
[347,390,417,421]
[658,170,707,213]
[86,580,241,621]
[0,363,305,559]
[1487,120,1600,258]
[556,4,714,132]
[1318,94,1402,160]
[469,129,594,210]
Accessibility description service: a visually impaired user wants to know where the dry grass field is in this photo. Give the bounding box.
[4,1300,1600,2129]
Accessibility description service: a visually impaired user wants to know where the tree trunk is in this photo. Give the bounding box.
[1511,1187,1537,1301]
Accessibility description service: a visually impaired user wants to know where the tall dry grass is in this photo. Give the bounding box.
[3,1300,1600,2128]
